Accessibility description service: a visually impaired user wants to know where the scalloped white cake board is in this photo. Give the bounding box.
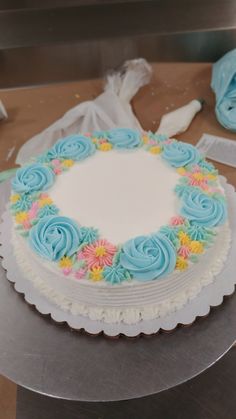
[0,176,236,337]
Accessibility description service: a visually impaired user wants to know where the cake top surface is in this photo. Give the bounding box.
[10,128,228,284]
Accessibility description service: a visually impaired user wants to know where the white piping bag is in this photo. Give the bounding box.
[156,99,203,137]
[16,59,152,165]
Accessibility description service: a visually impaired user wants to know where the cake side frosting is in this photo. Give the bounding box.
[10,129,228,287]
[11,222,231,324]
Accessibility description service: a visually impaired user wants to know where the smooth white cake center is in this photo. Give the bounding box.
[50,149,180,244]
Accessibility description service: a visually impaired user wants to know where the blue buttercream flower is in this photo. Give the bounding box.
[180,190,227,227]
[37,204,59,219]
[79,226,99,245]
[29,215,81,261]
[198,159,217,174]
[159,225,180,244]
[46,135,95,161]
[12,164,55,194]
[107,128,141,148]
[104,264,130,284]
[120,233,176,281]
[187,224,214,241]
[162,141,201,167]
[11,194,32,213]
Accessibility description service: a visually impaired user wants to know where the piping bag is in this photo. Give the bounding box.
[211,49,236,132]
[9,59,202,171]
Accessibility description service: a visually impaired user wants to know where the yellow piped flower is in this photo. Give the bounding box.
[10,194,20,203]
[176,256,188,270]
[189,241,204,254]
[178,231,191,246]
[192,172,205,181]
[142,135,149,144]
[62,159,74,168]
[177,167,186,176]
[38,197,53,208]
[95,246,107,257]
[90,267,104,282]
[59,256,73,269]
[99,142,113,152]
[15,211,28,223]
[149,145,161,154]
[207,173,217,181]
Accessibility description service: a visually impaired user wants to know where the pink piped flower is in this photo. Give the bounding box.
[188,177,207,188]
[163,138,173,145]
[77,252,85,261]
[81,239,117,270]
[51,159,61,167]
[170,216,185,226]
[22,220,31,230]
[149,139,157,145]
[178,245,190,259]
[39,193,49,199]
[84,132,91,137]
[54,167,62,175]
[62,267,72,276]
[28,201,39,219]
[74,268,87,279]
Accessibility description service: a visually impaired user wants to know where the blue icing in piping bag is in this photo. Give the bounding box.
[211,49,236,131]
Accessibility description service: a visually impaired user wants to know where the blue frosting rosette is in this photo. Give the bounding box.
[180,190,227,227]
[46,135,95,161]
[29,215,82,261]
[107,128,141,148]
[162,141,201,167]
[12,164,55,194]
[120,233,176,281]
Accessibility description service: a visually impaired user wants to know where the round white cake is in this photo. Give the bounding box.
[9,129,230,324]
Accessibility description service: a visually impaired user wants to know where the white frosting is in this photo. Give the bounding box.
[12,223,231,324]
[49,149,180,243]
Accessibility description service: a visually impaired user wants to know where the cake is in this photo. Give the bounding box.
[9,128,230,325]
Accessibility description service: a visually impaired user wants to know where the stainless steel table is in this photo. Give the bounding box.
[0,179,236,417]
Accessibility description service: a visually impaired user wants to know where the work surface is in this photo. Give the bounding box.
[0,63,236,189]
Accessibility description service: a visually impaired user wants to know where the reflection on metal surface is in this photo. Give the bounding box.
[1,0,236,87]
[1,30,236,88]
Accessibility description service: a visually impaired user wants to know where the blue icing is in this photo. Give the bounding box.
[12,164,55,194]
[46,135,95,161]
[104,264,130,284]
[187,224,214,241]
[29,215,81,261]
[147,132,168,142]
[107,128,141,148]
[198,159,217,174]
[180,190,227,227]
[159,225,180,244]
[11,194,32,212]
[120,233,176,281]
[79,226,99,244]
[92,130,109,139]
[162,141,201,167]
[175,184,196,199]
[37,204,59,219]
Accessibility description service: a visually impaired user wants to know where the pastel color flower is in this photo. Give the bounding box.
[189,241,204,254]
[74,268,87,279]
[51,159,61,166]
[176,256,188,270]
[178,245,190,259]
[89,266,104,281]
[99,142,113,151]
[82,239,116,269]
[170,216,185,226]
[178,231,191,246]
